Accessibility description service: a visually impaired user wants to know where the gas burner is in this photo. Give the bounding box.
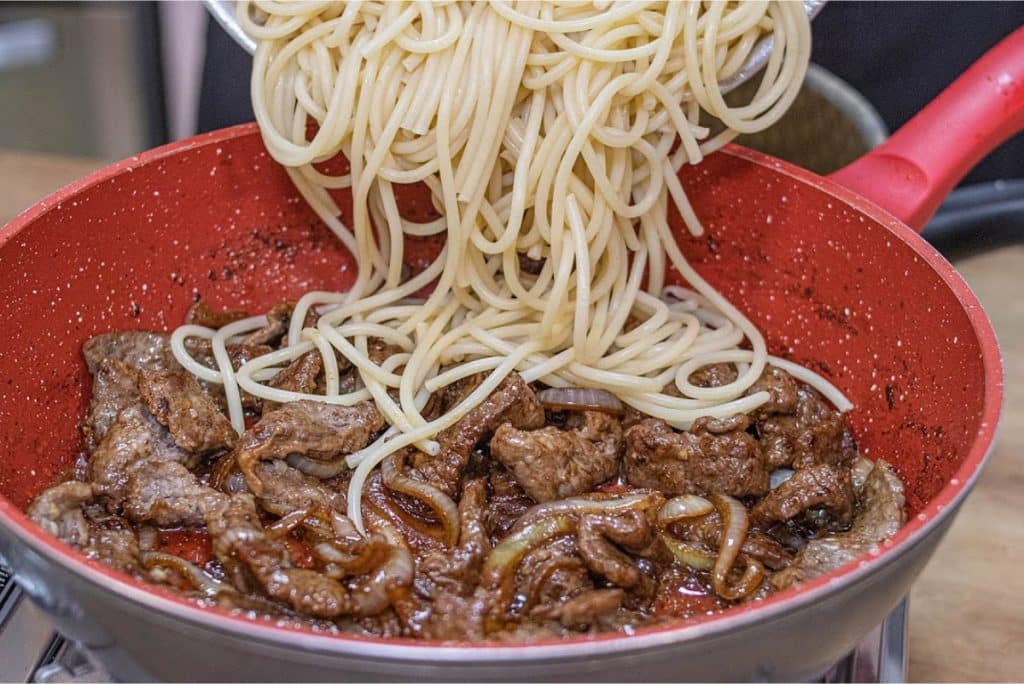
[0,564,907,682]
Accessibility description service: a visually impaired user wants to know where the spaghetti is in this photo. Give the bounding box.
[172,1,843,533]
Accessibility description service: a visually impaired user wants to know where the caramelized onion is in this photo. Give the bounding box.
[482,515,575,589]
[141,551,233,597]
[537,387,625,415]
[770,468,795,490]
[660,534,715,571]
[380,451,460,547]
[657,495,714,525]
[286,453,347,479]
[511,491,659,533]
[709,494,759,600]
[851,456,875,490]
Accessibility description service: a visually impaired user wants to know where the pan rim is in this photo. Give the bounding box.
[0,124,1004,661]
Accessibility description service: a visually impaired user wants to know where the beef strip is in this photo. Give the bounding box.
[412,372,545,496]
[88,406,196,504]
[265,351,322,407]
[122,459,224,527]
[418,477,490,594]
[88,404,224,527]
[138,370,236,454]
[490,410,621,503]
[576,510,654,588]
[240,301,305,348]
[233,400,384,493]
[530,588,625,630]
[771,461,905,590]
[748,368,856,469]
[367,338,405,366]
[27,481,140,574]
[206,493,410,618]
[252,459,345,516]
[518,536,593,612]
[746,366,799,416]
[623,417,769,497]
[83,359,141,452]
[83,332,179,375]
[28,481,95,548]
[486,462,536,541]
[672,511,792,570]
[688,363,738,388]
[407,478,493,640]
[751,463,855,530]
[185,300,248,328]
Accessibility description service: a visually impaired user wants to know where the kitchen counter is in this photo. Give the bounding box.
[1,150,1021,682]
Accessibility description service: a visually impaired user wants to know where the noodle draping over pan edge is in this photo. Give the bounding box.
[170,1,842,532]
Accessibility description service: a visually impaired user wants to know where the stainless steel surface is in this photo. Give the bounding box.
[0,588,55,682]
[204,0,827,96]
[0,3,153,159]
[0,503,947,682]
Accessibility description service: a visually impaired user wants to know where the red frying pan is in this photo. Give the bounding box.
[0,27,1019,683]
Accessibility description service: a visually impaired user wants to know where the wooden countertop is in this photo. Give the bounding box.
[1,149,1020,682]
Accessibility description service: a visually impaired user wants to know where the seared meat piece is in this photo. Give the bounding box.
[749,369,856,469]
[88,404,224,527]
[672,511,792,570]
[28,481,95,547]
[240,301,301,348]
[123,459,223,527]
[83,359,141,451]
[746,366,799,416]
[532,588,625,630]
[185,300,248,328]
[367,338,405,366]
[490,411,621,503]
[412,372,545,496]
[419,477,491,594]
[577,510,654,588]
[252,459,345,516]
[752,463,855,530]
[235,400,383,492]
[206,493,410,618]
[83,332,178,374]
[138,370,236,454]
[28,481,140,574]
[623,418,769,497]
[517,253,545,275]
[486,462,536,541]
[772,461,905,590]
[519,536,592,612]
[89,406,195,504]
[85,525,142,574]
[688,363,738,388]
[266,351,322,404]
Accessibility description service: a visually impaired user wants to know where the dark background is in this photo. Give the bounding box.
[198,2,1024,185]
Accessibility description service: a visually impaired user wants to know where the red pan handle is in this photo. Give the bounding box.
[829,26,1024,232]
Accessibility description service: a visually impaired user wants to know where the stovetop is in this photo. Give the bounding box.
[0,562,908,683]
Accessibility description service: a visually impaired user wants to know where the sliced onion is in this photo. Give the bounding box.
[380,451,460,547]
[140,551,233,597]
[511,491,659,533]
[286,453,348,479]
[537,387,625,415]
[660,534,715,571]
[770,468,795,490]
[718,557,765,601]
[709,494,755,600]
[482,515,575,589]
[657,495,714,525]
[851,456,875,490]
